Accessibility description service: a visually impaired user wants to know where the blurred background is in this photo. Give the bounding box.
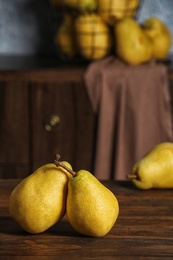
[0,0,173,60]
[0,0,173,180]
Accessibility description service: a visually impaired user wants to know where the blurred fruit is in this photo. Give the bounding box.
[143,17,172,59]
[128,142,173,190]
[97,0,139,26]
[114,17,152,65]
[75,14,111,60]
[65,0,97,12]
[55,14,77,58]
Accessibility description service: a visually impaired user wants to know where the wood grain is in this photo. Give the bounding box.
[1,179,173,259]
[30,80,95,172]
[0,66,95,178]
[0,64,172,179]
[0,82,29,178]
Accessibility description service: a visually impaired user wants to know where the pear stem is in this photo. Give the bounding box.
[54,154,77,177]
[127,174,137,180]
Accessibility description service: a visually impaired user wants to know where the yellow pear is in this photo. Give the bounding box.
[143,17,172,59]
[114,17,152,65]
[55,14,77,58]
[75,14,112,60]
[55,158,119,237]
[64,0,97,12]
[97,0,139,26]
[9,161,72,234]
[128,142,173,190]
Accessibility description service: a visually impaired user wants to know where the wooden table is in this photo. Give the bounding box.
[1,179,173,259]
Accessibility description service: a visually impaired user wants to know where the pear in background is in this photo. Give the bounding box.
[97,0,139,26]
[9,162,72,233]
[128,142,173,190]
[55,158,119,237]
[143,17,172,59]
[65,0,97,12]
[55,14,77,58]
[114,17,152,65]
[75,14,112,60]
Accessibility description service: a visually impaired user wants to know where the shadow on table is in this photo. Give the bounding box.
[0,216,80,237]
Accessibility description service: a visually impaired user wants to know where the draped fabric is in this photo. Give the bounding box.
[84,57,173,180]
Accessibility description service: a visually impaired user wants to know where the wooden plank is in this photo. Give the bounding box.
[0,82,29,178]
[1,180,173,258]
[30,80,95,172]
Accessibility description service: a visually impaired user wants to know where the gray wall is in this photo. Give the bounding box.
[0,0,173,57]
[0,0,56,56]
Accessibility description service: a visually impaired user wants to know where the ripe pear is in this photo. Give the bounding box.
[128,142,173,190]
[55,14,77,58]
[97,0,139,26]
[55,159,119,237]
[114,17,152,65]
[75,14,112,60]
[143,17,172,59]
[9,161,72,234]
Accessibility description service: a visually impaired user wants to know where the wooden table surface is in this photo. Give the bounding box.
[0,179,173,259]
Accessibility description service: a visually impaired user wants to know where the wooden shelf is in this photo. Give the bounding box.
[0,63,95,178]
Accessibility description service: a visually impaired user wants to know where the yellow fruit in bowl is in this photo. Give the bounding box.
[114,17,152,65]
[143,17,172,59]
[55,14,77,58]
[97,0,139,26]
[75,14,112,60]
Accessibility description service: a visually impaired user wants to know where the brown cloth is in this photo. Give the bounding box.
[83,57,173,180]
